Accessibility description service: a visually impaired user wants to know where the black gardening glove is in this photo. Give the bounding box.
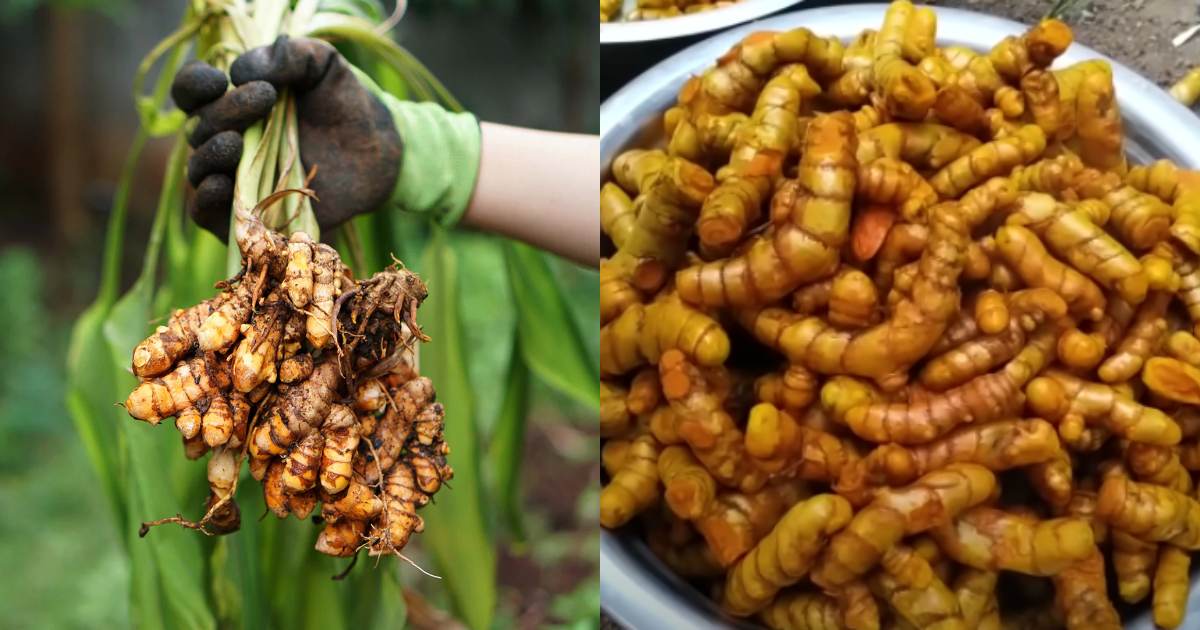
[171,36,403,239]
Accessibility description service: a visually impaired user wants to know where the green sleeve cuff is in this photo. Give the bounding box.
[350,66,481,226]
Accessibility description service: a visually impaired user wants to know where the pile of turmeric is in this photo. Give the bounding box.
[126,207,450,561]
[600,0,744,23]
[600,2,1200,628]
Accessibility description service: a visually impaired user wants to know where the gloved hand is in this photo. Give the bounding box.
[172,36,480,239]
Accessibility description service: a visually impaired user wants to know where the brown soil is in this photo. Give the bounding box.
[933,0,1200,87]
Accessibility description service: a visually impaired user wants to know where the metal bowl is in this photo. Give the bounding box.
[601,0,805,45]
[599,5,1200,629]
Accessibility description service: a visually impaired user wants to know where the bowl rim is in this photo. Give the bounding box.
[600,0,805,45]
[600,4,1200,630]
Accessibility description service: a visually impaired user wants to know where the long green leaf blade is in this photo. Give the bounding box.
[486,347,529,540]
[504,243,599,410]
[416,229,496,630]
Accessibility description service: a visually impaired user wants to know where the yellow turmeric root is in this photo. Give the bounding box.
[932,84,987,135]
[1008,192,1148,305]
[666,111,748,164]
[1026,449,1074,509]
[929,506,1094,575]
[810,463,996,590]
[1170,66,1200,106]
[1127,443,1192,496]
[929,124,1046,199]
[601,380,633,438]
[1153,545,1191,629]
[723,494,853,616]
[1011,154,1084,194]
[838,325,1057,444]
[741,201,973,391]
[759,591,842,630]
[993,227,1104,320]
[696,65,820,252]
[1052,548,1121,630]
[744,403,858,481]
[657,445,717,520]
[993,85,1024,118]
[600,434,661,528]
[1096,476,1200,548]
[598,294,730,376]
[754,364,816,413]
[835,419,1060,505]
[835,580,880,630]
[677,112,857,307]
[1026,370,1181,446]
[973,289,1008,335]
[855,158,937,222]
[695,481,806,567]
[1096,291,1169,382]
[918,316,1028,391]
[661,349,765,492]
[131,297,223,378]
[828,268,879,329]
[1021,69,1068,141]
[874,0,936,120]
[870,544,965,630]
[953,568,999,630]
[1073,69,1125,174]
[599,258,639,325]
[125,355,231,425]
[1143,356,1200,405]
[856,122,980,170]
[609,154,715,293]
[600,182,637,249]
[988,18,1072,82]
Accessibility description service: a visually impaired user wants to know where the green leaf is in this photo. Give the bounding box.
[486,347,529,540]
[453,233,514,438]
[416,229,496,630]
[136,98,187,137]
[64,125,150,537]
[504,243,599,410]
[316,0,385,20]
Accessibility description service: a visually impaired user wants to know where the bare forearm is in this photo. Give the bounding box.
[461,122,600,268]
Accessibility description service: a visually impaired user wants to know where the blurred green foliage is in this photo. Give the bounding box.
[0,248,130,627]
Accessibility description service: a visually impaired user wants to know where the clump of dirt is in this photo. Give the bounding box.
[933,0,1200,87]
